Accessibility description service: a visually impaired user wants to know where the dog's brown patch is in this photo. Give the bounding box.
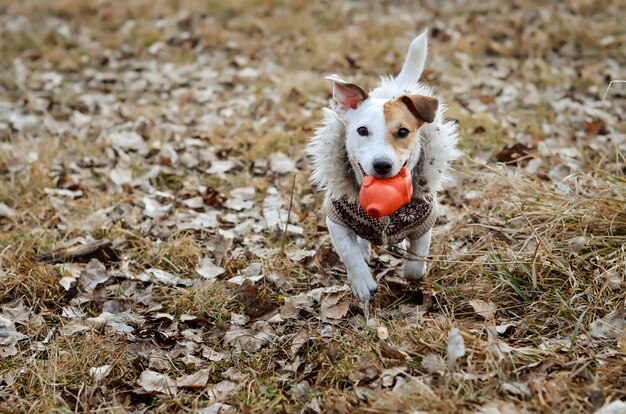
[383,98,422,160]
[384,95,439,161]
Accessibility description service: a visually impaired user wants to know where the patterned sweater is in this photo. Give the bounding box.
[324,173,437,246]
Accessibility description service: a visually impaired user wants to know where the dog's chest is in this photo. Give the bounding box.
[326,196,437,246]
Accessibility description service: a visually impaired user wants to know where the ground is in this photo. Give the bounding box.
[0,0,625,413]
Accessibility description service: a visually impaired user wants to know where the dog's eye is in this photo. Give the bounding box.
[397,127,410,138]
[357,126,369,136]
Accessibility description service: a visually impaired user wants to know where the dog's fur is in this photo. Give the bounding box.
[307,31,462,304]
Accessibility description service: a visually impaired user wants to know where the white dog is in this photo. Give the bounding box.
[307,31,462,305]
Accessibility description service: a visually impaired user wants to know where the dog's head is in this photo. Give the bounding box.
[327,31,438,179]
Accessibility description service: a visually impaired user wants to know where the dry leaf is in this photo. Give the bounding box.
[221,367,248,383]
[90,365,112,382]
[223,199,254,211]
[500,381,531,398]
[376,326,388,340]
[476,402,525,414]
[79,259,109,292]
[198,403,235,414]
[583,117,608,137]
[495,143,533,166]
[0,315,29,357]
[289,330,309,357]
[269,152,295,174]
[140,268,193,287]
[237,279,277,318]
[0,202,16,218]
[601,267,623,290]
[2,299,30,323]
[109,131,148,155]
[110,165,133,186]
[205,380,239,402]
[469,299,497,319]
[228,262,264,285]
[447,327,465,368]
[567,236,587,253]
[595,400,626,414]
[590,302,626,339]
[348,358,379,384]
[142,197,172,218]
[139,369,178,395]
[85,312,112,330]
[206,160,236,176]
[223,321,275,352]
[378,366,411,389]
[196,257,225,281]
[202,347,226,362]
[176,368,210,388]
[181,196,204,209]
[229,187,255,200]
[421,353,445,374]
[320,301,349,320]
[280,298,300,319]
[378,340,410,360]
[288,249,316,263]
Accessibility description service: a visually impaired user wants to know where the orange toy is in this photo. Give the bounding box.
[359,167,413,219]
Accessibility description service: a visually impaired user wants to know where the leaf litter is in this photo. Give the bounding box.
[0,1,625,413]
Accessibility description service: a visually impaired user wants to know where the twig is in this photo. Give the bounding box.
[0,243,13,277]
[280,174,297,254]
[36,239,118,263]
[602,80,626,103]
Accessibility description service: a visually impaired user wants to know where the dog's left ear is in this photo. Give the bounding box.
[400,95,438,123]
[326,74,368,111]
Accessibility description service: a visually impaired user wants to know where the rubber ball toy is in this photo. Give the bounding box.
[359,167,413,219]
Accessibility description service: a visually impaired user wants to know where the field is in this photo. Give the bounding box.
[1,0,625,412]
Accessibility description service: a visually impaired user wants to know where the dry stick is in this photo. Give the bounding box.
[601,80,626,103]
[36,239,115,263]
[280,173,297,254]
[0,243,12,275]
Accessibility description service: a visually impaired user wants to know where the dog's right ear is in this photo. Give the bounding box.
[326,74,368,111]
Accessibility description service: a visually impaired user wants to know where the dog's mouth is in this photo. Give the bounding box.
[358,163,367,177]
[358,162,408,178]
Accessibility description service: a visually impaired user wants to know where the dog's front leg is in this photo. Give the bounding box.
[357,237,371,262]
[326,218,377,303]
[402,229,432,282]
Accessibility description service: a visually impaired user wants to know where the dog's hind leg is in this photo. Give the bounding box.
[402,229,432,282]
[327,218,377,303]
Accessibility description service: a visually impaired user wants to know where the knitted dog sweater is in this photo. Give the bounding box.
[324,165,437,246]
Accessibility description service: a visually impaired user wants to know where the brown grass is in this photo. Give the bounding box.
[1,0,625,413]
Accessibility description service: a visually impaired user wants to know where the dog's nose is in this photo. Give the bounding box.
[373,159,392,175]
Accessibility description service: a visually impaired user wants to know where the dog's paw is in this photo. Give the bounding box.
[349,274,378,303]
[403,260,428,281]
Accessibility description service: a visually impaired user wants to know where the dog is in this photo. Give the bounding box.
[306,31,462,305]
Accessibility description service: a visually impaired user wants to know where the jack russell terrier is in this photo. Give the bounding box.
[307,31,462,305]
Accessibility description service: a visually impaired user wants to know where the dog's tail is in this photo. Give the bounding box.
[395,30,428,86]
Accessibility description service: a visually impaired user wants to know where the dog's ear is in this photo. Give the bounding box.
[326,74,368,111]
[400,95,438,123]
